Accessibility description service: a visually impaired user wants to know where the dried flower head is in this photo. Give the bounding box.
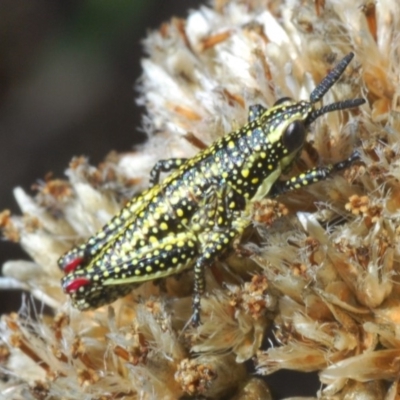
[1,0,400,398]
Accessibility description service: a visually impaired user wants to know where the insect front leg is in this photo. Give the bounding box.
[270,151,360,197]
[149,158,188,186]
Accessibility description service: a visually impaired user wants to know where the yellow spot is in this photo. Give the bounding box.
[251,178,259,184]
[222,172,229,179]
[172,257,178,263]
[160,222,168,230]
[149,236,157,243]
[122,210,131,219]
[146,266,153,273]
[192,223,201,231]
[260,152,267,159]
[171,196,179,205]
[176,209,184,217]
[228,141,235,149]
[135,269,141,275]
[218,217,223,224]
[229,201,236,209]
[165,244,173,251]
[268,165,273,170]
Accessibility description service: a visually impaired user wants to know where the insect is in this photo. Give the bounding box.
[59,52,364,325]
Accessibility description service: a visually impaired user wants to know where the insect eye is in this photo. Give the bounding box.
[282,120,306,152]
[274,97,293,106]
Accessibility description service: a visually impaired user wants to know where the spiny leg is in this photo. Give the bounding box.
[149,158,188,186]
[270,150,360,197]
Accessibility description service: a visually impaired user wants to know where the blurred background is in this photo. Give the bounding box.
[0,1,319,397]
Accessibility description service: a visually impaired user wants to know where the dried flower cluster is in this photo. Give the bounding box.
[1,0,400,398]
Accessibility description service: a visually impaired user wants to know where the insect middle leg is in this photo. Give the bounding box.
[192,196,247,326]
[192,229,240,326]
